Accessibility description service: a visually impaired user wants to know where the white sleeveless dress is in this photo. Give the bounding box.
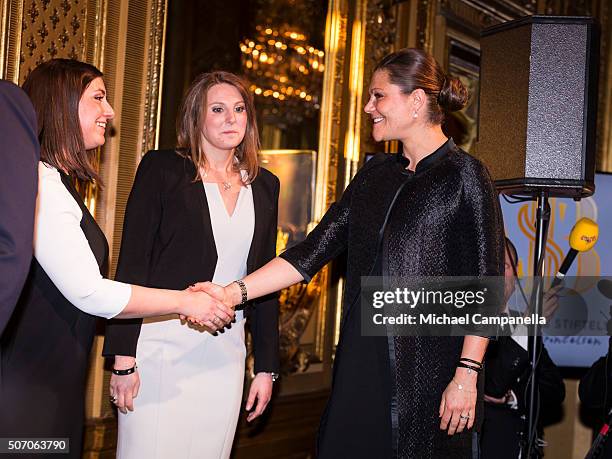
[116,182,255,459]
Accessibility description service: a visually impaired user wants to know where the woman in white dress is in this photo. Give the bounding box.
[103,71,280,459]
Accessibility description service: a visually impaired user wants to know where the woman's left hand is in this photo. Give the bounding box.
[245,372,273,422]
[439,373,477,435]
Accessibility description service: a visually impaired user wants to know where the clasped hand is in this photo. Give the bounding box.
[181,282,235,329]
[182,284,235,331]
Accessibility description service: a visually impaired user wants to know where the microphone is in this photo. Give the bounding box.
[551,217,599,288]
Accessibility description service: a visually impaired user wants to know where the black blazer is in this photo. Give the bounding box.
[0,81,39,338]
[103,149,280,373]
[481,337,565,458]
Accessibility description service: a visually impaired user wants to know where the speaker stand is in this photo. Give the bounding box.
[522,191,550,458]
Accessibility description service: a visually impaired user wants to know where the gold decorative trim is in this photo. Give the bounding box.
[85,0,107,69]
[0,0,25,82]
[360,0,398,157]
[417,0,438,54]
[313,0,349,364]
[315,0,348,220]
[314,0,349,357]
[343,0,367,186]
[141,0,167,154]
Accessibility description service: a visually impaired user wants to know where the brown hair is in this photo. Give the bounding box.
[22,58,103,182]
[176,71,260,183]
[374,48,468,125]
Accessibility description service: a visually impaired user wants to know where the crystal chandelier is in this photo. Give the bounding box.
[241,23,324,125]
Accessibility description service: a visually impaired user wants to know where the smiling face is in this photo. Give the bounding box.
[201,83,248,154]
[364,70,419,142]
[78,77,114,150]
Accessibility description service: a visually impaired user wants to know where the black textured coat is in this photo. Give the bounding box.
[281,139,505,458]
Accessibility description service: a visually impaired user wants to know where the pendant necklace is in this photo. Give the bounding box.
[202,169,232,191]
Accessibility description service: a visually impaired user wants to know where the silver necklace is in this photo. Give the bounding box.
[202,169,232,191]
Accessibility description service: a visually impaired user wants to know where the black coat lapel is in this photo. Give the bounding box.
[247,177,266,274]
[194,180,218,279]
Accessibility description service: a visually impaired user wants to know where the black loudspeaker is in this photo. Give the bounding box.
[475,15,600,198]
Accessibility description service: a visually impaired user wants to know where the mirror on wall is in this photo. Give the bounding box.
[159,0,328,153]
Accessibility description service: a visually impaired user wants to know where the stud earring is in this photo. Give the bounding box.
[413,111,418,119]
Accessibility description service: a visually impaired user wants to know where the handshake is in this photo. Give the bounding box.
[179,281,244,331]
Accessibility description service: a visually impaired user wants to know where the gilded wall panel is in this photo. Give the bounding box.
[274,0,352,394]
[0,0,25,81]
[18,0,91,82]
[359,0,398,157]
[318,0,348,356]
[140,0,166,154]
[1,0,106,83]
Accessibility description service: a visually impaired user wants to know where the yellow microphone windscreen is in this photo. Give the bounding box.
[569,217,599,252]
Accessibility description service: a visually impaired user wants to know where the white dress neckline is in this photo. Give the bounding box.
[203,182,248,219]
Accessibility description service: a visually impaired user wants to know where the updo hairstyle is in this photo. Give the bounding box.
[374,48,469,125]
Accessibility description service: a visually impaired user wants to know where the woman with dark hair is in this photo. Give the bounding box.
[193,48,505,458]
[102,71,280,459]
[0,59,233,458]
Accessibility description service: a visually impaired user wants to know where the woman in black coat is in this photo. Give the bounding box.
[103,71,279,459]
[194,49,504,458]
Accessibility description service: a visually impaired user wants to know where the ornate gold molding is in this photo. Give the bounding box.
[315,0,350,360]
[84,0,107,68]
[343,0,367,186]
[140,0,167,154]
[360,0,398,157]
[417,0,438,54]
[315,0,349,220]
[0,0,24,81]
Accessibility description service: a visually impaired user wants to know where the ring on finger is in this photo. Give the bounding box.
[459,414,469,420]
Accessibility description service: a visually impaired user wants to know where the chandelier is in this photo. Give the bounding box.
[241,23,325,125]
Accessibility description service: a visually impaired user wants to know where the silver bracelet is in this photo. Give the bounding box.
[234,279,248,305]
[259,372,279,382]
